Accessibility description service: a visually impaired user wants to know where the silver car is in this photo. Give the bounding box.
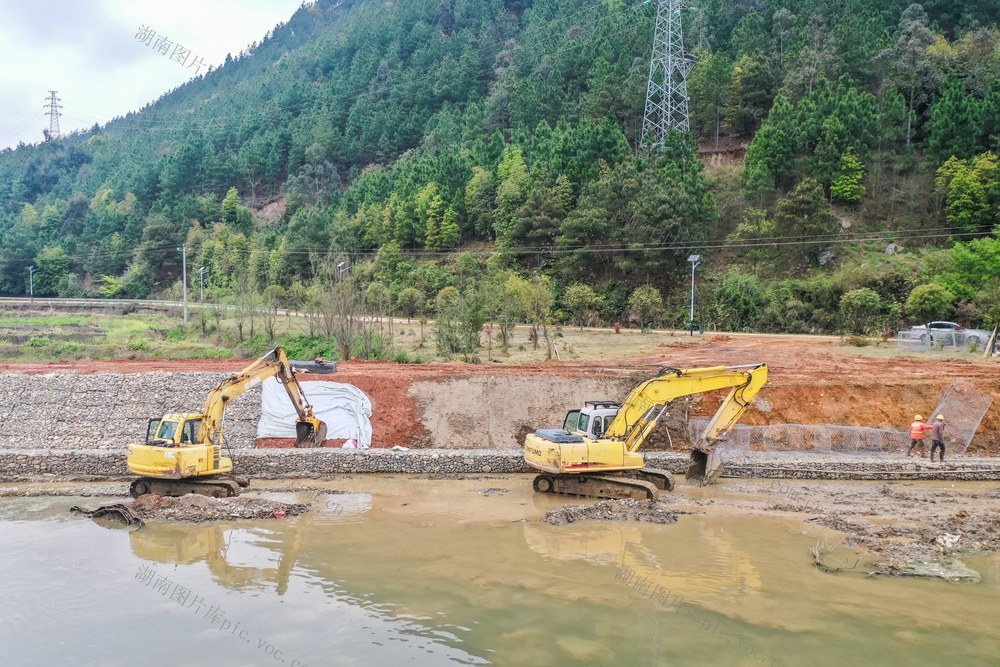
[910,321,992,346]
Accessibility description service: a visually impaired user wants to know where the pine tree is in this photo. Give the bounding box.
[743,94,796,190]
[928,78,983,163]
[436,206,461,249]
[774,178,840,266]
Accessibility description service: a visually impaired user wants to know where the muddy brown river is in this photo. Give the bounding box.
[2,476,999,666]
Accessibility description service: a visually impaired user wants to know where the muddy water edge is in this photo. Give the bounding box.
[1,476,999,667]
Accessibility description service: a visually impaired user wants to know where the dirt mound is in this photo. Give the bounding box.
[131,493,308,523]
[543,498,680,525]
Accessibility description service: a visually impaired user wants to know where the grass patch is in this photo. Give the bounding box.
[153,342,233,360]
[0,315,90,327]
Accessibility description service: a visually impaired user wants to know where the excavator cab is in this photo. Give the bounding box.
[563,401,620,439]
[145,416,203,447]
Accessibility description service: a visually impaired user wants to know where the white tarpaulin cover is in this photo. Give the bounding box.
[257,378,373,448]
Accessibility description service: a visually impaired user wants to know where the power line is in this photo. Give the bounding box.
[0,227,986,265]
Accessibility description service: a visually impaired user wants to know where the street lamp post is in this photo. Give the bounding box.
[179,245,189,326]
[28,266,37,304]
[198,266,209,304]
[687,254,702,336]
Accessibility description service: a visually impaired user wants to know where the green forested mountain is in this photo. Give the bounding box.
[1,0,999,340]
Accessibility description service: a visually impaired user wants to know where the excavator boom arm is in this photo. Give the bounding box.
[696,365,769,445]
[202,348,326,446]
[606,364,768,452]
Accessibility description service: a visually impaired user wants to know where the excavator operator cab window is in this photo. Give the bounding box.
[181,419,202,444]
[592,416,606,438]
[145,419,160,444]
[156,420,179,443]
[563,410,582,433]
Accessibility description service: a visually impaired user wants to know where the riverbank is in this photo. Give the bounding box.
[4,448,1000,482]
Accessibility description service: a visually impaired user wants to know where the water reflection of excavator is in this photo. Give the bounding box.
[126,348,328,498]
[129,492,368,595]
[522,521,763,602]
[130,521,304,594]
[523,364,768,500]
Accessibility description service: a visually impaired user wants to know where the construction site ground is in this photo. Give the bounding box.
[2,331,996,452]
[2,332,998,580]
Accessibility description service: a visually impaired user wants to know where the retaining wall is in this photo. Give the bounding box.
[0,371,647,451]
[4,448,1000,482]
[0,372,262,450]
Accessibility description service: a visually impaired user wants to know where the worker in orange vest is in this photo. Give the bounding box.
[907,414,933,457]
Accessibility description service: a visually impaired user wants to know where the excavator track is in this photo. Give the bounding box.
[532,473,658,501]
[129,476,248,499]
[633,467,675,492]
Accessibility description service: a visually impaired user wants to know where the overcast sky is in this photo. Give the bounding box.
[0,0,304,149]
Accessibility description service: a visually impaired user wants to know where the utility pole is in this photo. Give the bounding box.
[180,245,189,326]
[28,266,37,304]
[198,266,209,304]
[641,0,693,151]
[43,91,62,141]
[687,254,701,336]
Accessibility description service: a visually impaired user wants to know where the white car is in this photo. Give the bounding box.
[910,321,991,346]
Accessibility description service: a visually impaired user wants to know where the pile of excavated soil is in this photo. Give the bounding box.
[543,498,680,525]
[130,494,309,523]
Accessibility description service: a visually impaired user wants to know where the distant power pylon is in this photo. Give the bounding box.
[43,90,62,141]
[640,0,693,151]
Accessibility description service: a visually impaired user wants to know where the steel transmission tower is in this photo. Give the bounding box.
[43,90,62,141]
[640,0,693,151]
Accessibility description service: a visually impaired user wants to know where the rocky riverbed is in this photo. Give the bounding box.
[534,477,1000,582]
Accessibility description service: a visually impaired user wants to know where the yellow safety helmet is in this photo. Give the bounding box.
[936,414,945,420]
[914,414,923,421]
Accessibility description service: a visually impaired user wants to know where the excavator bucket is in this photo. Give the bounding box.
[295,418,328,447]
[687,447,724,486]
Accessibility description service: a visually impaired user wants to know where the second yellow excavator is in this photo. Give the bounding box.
[126,348,328,498]
[523,363,768,500]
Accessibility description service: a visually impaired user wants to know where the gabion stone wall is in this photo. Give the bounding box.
[3,448,1000,482]
[0,372,262,451]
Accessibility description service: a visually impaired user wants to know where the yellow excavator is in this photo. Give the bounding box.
[523,363,768,500]
[126,347,328,498]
